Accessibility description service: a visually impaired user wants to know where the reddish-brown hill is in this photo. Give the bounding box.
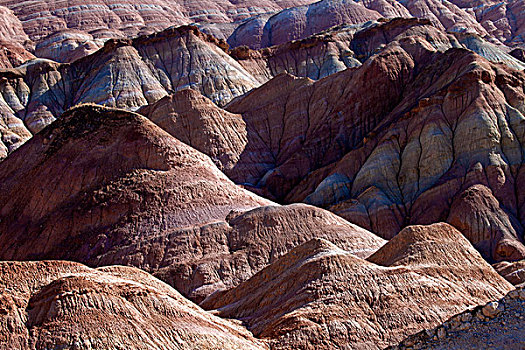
[0,260,267,350]
[203,223,513,349]
[0,104,385,303]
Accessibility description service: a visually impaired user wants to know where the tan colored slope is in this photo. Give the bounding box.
[0,104,385,303]
[0,260,267,350]
[204,223,513,349]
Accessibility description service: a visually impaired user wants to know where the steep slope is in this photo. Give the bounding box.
[0,25,261,160]
[211,31,525,261]
[138,88,248,174]
[203,223,513,349]
[391,285,525,350]
[0,260,267,350]
[0,5,30,46]
[0,104,385,302]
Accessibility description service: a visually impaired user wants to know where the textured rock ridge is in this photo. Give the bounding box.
[204,223,513,349]
[390,285,525,350]
[0,104,385,303]
[138,88,248,174]
[213,35,525,262]
[0,25,262,160]
[0,104,267,262]
[0,260,267,350]
[494,260,525,285]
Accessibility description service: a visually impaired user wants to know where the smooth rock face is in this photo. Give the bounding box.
[0,104,385,303]
[391,285,525,350]
[204,223,513,349]
[0,260,267,350]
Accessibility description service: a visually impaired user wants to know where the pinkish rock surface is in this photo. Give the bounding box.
[0,260,267,350]
[203,223,513,349]
[0,104,385,304]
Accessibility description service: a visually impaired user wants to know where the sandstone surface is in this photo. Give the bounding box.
[204,223,513,349]
[0,260,267,350]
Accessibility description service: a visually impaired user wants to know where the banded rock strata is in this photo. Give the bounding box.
[0,104,385,303]
[0,260,267,350]
[203,223,513,349]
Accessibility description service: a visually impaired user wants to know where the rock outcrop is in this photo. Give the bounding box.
[0,104,385,303]
[34,30,109,63]
[494,260,525,285]
[391,285,525,350]
[0,25,261,159]
[0,260,267,350]
[203,223,513,349]
[138,88,248,174]
[207,31,525,261]
[0,5,30,46]
[0,41,35,69]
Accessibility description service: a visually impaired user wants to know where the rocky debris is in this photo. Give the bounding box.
[204,223,513,349]
[390,285,525,349]
[0,260,267,350]
[0,104,386,303]
[494,260,525,285]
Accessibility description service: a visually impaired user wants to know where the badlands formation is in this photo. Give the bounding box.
[0,0,525,349]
